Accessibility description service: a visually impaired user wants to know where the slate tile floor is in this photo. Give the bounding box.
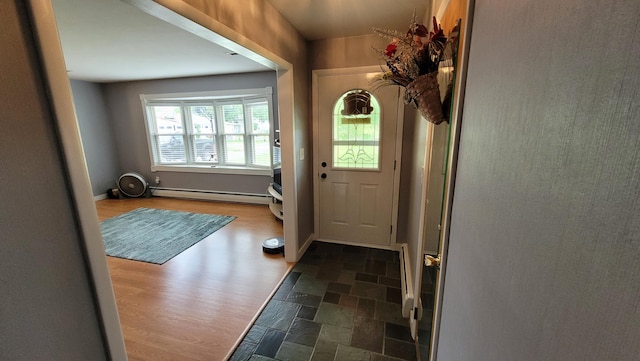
[230,242,436,361]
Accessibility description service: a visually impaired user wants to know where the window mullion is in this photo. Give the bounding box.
[214,101,225,166]
[213,102,222,166]
[267,97,274,169]
[182,102,193,164]
[150,106,162,162]
[243,99,252,167]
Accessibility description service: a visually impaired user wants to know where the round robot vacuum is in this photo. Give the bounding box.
[262,237,284,254]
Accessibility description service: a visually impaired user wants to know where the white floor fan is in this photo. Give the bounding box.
[117,172,151,198]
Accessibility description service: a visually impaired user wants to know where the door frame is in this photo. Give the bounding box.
[27,1,127,358]
[312,66,405,249]
[30,0,302,358]
[428,1,476,359]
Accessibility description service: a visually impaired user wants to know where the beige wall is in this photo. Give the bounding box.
[310,34,387,70]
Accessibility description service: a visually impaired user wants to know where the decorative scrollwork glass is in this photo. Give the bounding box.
[332,89,382,170]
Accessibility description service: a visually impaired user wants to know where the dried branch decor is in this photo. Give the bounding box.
[373,15,456,124]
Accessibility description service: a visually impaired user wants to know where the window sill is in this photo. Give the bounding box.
[151,164,274,176]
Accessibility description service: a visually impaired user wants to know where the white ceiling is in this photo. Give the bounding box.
[51,0,271,82]
[52,0,428,83]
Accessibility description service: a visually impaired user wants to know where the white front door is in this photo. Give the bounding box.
[314,70,400,246]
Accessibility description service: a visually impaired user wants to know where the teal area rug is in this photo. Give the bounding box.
[100,207,235,264]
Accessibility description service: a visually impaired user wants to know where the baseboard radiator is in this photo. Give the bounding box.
[150,187,270,205]
[399,244,414,318]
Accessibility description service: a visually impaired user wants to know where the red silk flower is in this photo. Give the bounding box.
[385,42,398,57]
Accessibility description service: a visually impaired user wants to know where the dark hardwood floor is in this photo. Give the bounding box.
[95,197,291,361]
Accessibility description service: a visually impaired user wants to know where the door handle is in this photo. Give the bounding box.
[321,173,327,179]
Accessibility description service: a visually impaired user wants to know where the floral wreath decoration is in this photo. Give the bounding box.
[373,15,458,124]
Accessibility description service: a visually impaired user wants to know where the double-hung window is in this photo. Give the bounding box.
[141,87,279,175]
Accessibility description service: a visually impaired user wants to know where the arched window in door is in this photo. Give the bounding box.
[332,89,382,170]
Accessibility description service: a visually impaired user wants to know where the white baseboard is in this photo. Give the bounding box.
[151,188,270,205]
[399,244,415,318]
[94,193,108,201]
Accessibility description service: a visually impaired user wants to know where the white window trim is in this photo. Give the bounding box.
[140,87,279,175]
[150,164,274,176]
[142,87,272,101]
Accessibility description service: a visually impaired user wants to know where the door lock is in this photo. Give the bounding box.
[425,254,441,268]
[321,173,327,179]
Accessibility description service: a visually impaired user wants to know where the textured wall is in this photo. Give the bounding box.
[0,2,107,359]
[438,0,640,360]
[70,80,120,196]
